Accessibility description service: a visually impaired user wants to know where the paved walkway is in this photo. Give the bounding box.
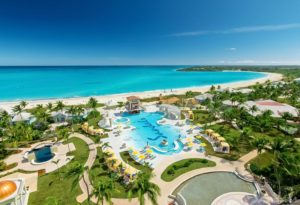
[70,133,98,203]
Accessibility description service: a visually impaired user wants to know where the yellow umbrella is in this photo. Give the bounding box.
[200,143,207,147]
[187,142,194,147]
[146,149,153,154]
[186,137,193,142]
[132,150,139,155]
[139,154,146,160]
[195,135,202,139]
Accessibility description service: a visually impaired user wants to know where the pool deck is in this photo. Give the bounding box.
[2,140,75,175]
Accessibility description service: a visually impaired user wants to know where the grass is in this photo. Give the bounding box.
[29,137,89,205]
[120,151,152,174]
[246,152,275,176]
[89,148,132,198]
[193,110,216,124]
[161,158,216,182]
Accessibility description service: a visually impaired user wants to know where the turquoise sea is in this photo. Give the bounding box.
[0,66,265,101]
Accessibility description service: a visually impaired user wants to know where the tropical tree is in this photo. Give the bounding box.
[57,128,70,152]
[128,172,160,205]
[46,103,53,112]
[65,162,90,204]
[92,179,114,205]
[20,100,28,109]
[249,105,258,115]
[12,105,23,118]
[87,97,98,119]
[250,136,268,155]
[55,101,65,112]
[266,137,295,198]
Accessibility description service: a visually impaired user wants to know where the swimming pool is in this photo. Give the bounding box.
[115,117,130,124]
[122,111,184,155]
[173,172,257,205]
[30,145,54,163]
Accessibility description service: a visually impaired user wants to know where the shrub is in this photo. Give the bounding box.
[167,168,175,175]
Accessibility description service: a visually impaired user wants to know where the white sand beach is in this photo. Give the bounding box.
[0,72,282,113]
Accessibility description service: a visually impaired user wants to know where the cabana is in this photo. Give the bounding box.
[181,109,194,121]
[204,129,214,136]
[81,122,104,136]
[219,142,230,153]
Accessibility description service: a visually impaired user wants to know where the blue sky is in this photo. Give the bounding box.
[0,0,300,65]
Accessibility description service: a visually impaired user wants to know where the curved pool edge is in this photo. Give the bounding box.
[171,171,259,205]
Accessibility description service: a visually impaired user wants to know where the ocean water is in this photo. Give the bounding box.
[0,66,265,101]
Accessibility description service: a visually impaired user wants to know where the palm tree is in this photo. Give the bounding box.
[66,106,77,129]
[65,162,90,204]
[249,105,258,115]
[87,97,98,118]
[20,100,28,109]
[46,103,53,112]
[92,179,114,205]
[250,136,268,155]
[266,137,294,198]
[55,101,65,112]
[12,105,23,119]
[58,128,70,152]
[128,172,160,205]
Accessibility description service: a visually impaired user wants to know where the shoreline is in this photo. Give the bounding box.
[0,72,282,113]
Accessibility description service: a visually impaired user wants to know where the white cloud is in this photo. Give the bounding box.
[227,48,237,51]
[167,23,300,37]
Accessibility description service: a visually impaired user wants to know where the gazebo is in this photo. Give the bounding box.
[0,179,28,205]
[126,96,141,114]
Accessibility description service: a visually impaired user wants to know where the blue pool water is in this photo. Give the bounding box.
[115,117,129,123]
[30,146,54,163]
[122,111,184,155]
[0,66,266,101]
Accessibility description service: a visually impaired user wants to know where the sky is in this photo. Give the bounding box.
[0,0,300,65]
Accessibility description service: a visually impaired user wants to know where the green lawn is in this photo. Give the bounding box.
[120,151,152,174]
[193,110,216,124]
[89,148,131,198]
[161,158,216,182]
[29,138,89,205]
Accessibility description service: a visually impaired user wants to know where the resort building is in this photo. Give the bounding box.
[194,93,214,102]
[0,179,28,205]
[159,104,181,120]
[50,111,67,123]
[126,96,141,114]
[243,100,298,117]
[12,112,36,124]
[233,88,253,94]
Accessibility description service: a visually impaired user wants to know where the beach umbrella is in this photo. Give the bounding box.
[139,154,146,160]
[195,135,202,139]
[132,150,139,155]
[186,137,193,142]
[200,143,207,147]
[187,142,194,147]
[146,149,153,154]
